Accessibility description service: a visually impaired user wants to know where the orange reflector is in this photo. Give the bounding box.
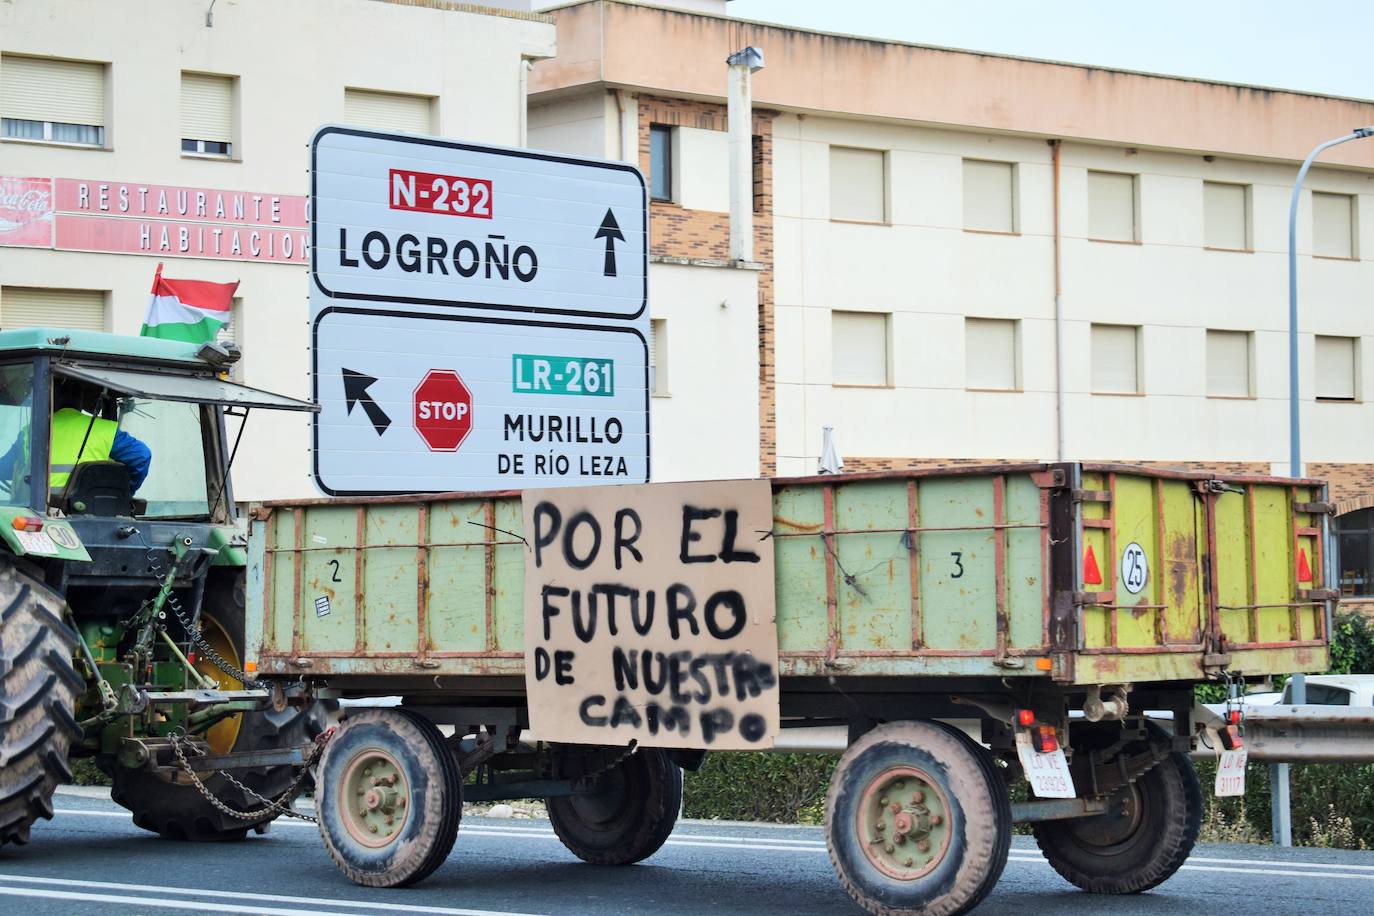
[1035,658,1054,671]
[1016,708,1036,727]
[244,660,258,673]
[1083,544,1103,585]
[1291,549,1313,585]
[11,515,44,531]
[1035,725,1059,753]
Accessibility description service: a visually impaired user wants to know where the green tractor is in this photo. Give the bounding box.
[0,327,329,846]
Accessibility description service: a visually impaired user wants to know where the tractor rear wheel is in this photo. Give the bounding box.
[0,565,83,848]
[111,571,334,841]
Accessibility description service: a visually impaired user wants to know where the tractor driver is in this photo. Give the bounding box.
[47,383,152,495]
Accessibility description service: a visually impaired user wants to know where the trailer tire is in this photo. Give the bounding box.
[0,567,82,848]
[111,572,334,842]
[317,709,462,888]
[1033,726,1202,894]
[826,721,1011,916]
[548,748,682,866]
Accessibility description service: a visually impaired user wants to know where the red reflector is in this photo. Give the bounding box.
[1220,723,1244,751]
[11,515,43,531]
[1083,544,1103,585]
[1035,725,1058,753]
[1229,709,1242,727]
[1017,709,1036,727]
[1296,547,1313,584]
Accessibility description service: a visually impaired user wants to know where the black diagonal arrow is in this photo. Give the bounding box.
[594,207,625,277]
[342,368,391,436]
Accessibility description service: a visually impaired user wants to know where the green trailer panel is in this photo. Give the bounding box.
[246,463,1331,686]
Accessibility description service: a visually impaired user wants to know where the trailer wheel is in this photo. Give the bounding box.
[826,721,1011,916]
[1033,725,1202,894]
[317,709,462,888]
[548,748,681,866]
[0,567,82,848]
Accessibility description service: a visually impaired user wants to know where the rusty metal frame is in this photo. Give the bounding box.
[907,479,922,650]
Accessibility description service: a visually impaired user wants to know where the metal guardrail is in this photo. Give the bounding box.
[1231,706,1374,764]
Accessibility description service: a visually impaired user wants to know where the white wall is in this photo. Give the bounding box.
[772,112,1374,475]
[0,0,554,501]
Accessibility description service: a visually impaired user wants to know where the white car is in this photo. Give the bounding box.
[1280,674,1374,706]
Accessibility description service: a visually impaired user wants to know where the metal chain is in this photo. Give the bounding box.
[167,728,333,823]
[582,741,639,781]
[149,550,257,687]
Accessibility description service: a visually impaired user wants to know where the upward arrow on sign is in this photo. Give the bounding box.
[594,208,625,277]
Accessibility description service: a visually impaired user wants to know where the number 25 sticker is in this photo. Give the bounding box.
[1120,541,1148,594]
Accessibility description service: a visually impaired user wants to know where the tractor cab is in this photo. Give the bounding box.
[0,327,315,580]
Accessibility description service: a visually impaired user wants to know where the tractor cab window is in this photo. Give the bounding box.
[117,398,211,518]
[0,364,36,507]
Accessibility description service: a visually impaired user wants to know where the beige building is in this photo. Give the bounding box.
[528,0,1374,601]
[0,0,555,501]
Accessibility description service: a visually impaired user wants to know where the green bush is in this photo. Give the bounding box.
[682,752,838,824]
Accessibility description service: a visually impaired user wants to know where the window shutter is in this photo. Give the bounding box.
[1313,192,1354,259]
[1316,335,1357,400]
[1,55,105,126]
[181,72,233,143]
[344,89,433,134]
[1206,330,1250,396]
[830,148,885,222]
[1204,182,1248,250]
[1088,171,1136,242]
[1091,324,1139,393]
[0,287,105,331]
[832,311,888,386]
[965,318,1017,389]
[962,160,1015,233]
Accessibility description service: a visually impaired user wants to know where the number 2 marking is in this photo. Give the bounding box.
[327,559,342,583]
[950,551,964,579]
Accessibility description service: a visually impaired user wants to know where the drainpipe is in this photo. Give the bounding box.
[517,59,532,147]
[614,89,638,164]
[1050,139,1066,462]
[726,47,764,263]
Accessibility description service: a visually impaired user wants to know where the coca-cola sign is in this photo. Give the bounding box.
[0,176,54,247]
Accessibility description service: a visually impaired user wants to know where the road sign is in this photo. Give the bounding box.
[309,126,651,496]
[413,369,473,452]
[310,127,647,319]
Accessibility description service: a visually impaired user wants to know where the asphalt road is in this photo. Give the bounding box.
[2,787,1372,915]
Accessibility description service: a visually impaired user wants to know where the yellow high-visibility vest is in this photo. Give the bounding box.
[49,408,116,488]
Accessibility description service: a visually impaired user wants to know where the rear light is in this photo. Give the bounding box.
[1229,709,1242,727]
[1220,723,1244,751]
[1035,725,1059,753]
[1016,708,1036,727]
[11,516,44,531]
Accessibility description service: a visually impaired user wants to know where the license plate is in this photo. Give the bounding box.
[1015,730,1076,798]
[1214,748,1248,797]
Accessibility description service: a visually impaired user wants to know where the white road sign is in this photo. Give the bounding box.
[309,127,651,496]
[311,127,647,319]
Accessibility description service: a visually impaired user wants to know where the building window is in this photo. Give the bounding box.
[0,287,106,331]
[1091,324,1140,394]
[1313,192,1356,259]
[649,125,674,202]
[650,317,668,396]
[1204,181,1249,251]
[1336,508,1374,597]
[962,160,1016,233]
[0,55,106,147]
[829,147,886,223]
[752,134,765,214]
[181,72,234,158]
[832,311,889,387]
[343,88,434,134]
[1087,171,1137,242]
[964,318,1018,390]
[1315,335,1358,401]
[1206,329,1252,397]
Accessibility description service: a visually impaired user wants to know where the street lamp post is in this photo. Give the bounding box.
[1288,126,1374,478]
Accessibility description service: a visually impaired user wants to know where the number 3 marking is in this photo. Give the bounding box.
[950,551,964,579]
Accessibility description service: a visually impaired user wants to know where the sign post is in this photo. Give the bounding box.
[309,126,649,495]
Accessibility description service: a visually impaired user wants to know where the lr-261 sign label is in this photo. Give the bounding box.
[523,479,779,750]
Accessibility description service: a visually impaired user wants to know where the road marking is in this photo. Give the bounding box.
[0,886,368,916]
[463,825,826,846]
[0,875,545,916]
[1003,853,1374,882]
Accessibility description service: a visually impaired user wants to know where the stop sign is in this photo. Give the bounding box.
[413,369,473,451]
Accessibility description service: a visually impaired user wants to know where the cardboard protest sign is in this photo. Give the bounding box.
[523,479,778,750]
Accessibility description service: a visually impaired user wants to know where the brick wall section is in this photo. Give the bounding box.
[638,95,778,474]
[1308,463,1374,508]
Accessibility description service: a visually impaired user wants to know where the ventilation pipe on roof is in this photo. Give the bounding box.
[726,46,764,263]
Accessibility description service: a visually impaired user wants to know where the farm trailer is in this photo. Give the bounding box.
[246,463,1333,915]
